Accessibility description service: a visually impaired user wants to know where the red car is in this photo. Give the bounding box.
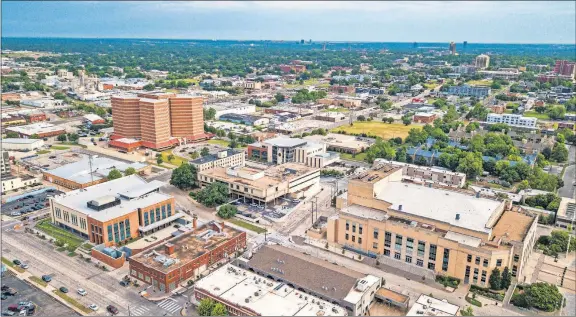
[106,305,119,315]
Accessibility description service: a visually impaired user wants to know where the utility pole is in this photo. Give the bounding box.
[88,155,94,183]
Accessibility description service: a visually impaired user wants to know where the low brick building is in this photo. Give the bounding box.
[413,113,437,124]
[24,112,47,123]
[129,220,247,293]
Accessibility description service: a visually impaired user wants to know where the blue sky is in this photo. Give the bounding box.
[2,1,575,43]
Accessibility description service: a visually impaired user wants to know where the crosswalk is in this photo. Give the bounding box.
[130,306,150,316]
[158,299,182,315]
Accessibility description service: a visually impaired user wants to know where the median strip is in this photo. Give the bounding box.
[53,290,92,314]
[28,276,48,288]
[1,257,25,273]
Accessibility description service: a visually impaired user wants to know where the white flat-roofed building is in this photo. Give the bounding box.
[190,149,245,172]
[6,122,66,138]
[407,295,459,316]
[486,113,537,128]
[194,263,347,316]
[205,102,256,119]
[373,159,466,188]
[1,138,45,151]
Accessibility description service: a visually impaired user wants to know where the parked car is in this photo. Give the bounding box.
[106,305,119,315]
[41,275,51,282]
[1,286,9,291]
[77,289,87,296]
[18,310,26,316]
[2,289,17,296]
[88,304,99,311]
[59,287,68,293]
[6,306,19,313]
[10,212,21,217]
[20,264,28,270]
[12,260,21,266]
[1,311,15,316]
[1,294,7,300]
[119,280,129,287]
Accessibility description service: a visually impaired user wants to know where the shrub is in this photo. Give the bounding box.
[470,285,505,301]
[436,275,461,288]
[465,296,482,307]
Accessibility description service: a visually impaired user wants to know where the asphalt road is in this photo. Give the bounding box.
[558,145,575,199]
[1,271,77,316]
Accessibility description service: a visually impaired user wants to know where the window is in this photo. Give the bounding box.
[384,232,392,247]
[429,244,437,262]
[150,210,155,224]
[373,229,379,239]
[475,256,480,265]
[384,249,390,257]
[352,224,356,233]
[442,248,450,272]
[428,262,436,270]
[352,236,356,242]
[119,221,126,241]
[167,204,172,217]
[161,206,166,219]
[107,225,113,242]
[406,238,414,254]
[465,265,471,281]
[394,252,401,260]
[481,270,487,284]
[125,219,131,238]
[346,221,349,231]
[496,259,502,267]
[483,259,488,267]
[372,242,378,249]
[418,241,425,257]
[405,255,412,263]
[144,212,149,226]
[113,223,120,242]
[473,268,479,283]
[512,265,518,276]
[358,224,363,234]
[345,233,349,240]
[395,235,403,251]
[358,237,362,244]
[513,254,520,262]
[416,259,424,267]
[156,208,161,221]
[467,254,472,263]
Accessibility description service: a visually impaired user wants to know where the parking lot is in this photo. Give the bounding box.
[173,143,227,157]
[1,188,64,217]
[232,196,301,222]
[1,272,77,316]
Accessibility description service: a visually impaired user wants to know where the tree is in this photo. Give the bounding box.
[204,108,217,120]
[456,152,483,179]
[190,151,200,159]
[550,143,568,162]
[274,93,285,102]
[53,92,67,100]
[229,139,239,149]
[191,182,229,208]
[365,139,396,163]
[57,134,67,142]
[121,167,135,176]
[107,169,123,180]
[143,84,155,91]
[465,122,480,133]
[6,131,19,138]
[501,267,512,290]
[170,163,199,190]
[201,147,210,157]
[546,105,566,120]
[197,298,215,316]
[357,115,366,122]
[525,282,564,312]
[211,303,228,316]
[67,133,79,142]
[167,154,175,162]
[489,267,502,290]
[402,115,412,126]
[156,156,164,165]
[30,134,40,139]
[217,204,237,219]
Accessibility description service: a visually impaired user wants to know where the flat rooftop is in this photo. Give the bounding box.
[247,245,366,302]
[206,102,253,111]
[51,175,170,222]
[375,181,503,233]
[491,211,534,242]
[557,197,576,220]
[352,165,402,184]
[407,295,459,316]
[6,122,65,135]
[1,138,43,144]
[130,222,243,273]
[263,137,308,148]
[44,156,147,185]
[195,263,346,316]
[373,159,466,178]
[304,133,373,150]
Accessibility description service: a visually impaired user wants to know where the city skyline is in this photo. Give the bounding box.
[2,1,575,44]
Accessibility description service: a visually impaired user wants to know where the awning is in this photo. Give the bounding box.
[138,213,185,233]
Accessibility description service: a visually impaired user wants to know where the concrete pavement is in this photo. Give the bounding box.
[558,145,575,199]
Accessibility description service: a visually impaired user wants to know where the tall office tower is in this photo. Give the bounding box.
[111,95,142,139]
[449,42,456,55]
[475,54,490,69]
[554,60,576,79]
[169,95,204,139]
[139,98,172,149]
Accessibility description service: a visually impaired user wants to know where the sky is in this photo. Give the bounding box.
[2,1,575,44]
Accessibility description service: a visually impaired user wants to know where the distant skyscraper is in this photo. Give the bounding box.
[475,54,490,69]
[554,60,576,79]
[463,41,468,49]
[449,42,456,55]
[300,39,304,44]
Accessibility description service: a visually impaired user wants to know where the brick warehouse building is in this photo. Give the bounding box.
[129,221,247,293]
[110,92,208,150]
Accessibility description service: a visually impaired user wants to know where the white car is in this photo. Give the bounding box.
[77,288,87,296]
[88,304,99,311]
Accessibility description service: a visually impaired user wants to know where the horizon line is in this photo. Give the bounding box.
[2,36,575,46]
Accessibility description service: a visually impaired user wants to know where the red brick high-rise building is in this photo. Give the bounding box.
[110,92,207,150]
[553,60,576,79]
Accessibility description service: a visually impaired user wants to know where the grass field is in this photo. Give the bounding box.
[29,276,48,287]
[331,122,417,140]
[51,145,70,150]
[284,78,330,89]
[424,82,439,89]
[340,152,368,162]
[161,150,188,167]
[2,257,25,273]
[36,150,50,154]
[467,79,493,86]
[35,219,85,250]
[228,218,267,234]
[207,139,231,147]
[323,107,349,113]
[523,111,549,120]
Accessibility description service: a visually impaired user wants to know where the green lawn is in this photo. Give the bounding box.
[331,121,418,140]
[161,150,188,167]
[51,145,70,150]
[467,79,493,86]
[523,111,549,120]
[424,82,439,89]
[35,219,85,250]
[29,276,48,287]
[207,139,230,147]
[322,107,350,113]
[53,290,92,314]
[36,150,50,154]
[228,218,267,234]
[1,257,25,273]
[340,152,368,162]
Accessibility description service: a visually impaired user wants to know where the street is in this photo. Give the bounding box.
[558,145,575,199]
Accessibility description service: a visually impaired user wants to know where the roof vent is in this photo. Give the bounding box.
[455,213,460,220]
